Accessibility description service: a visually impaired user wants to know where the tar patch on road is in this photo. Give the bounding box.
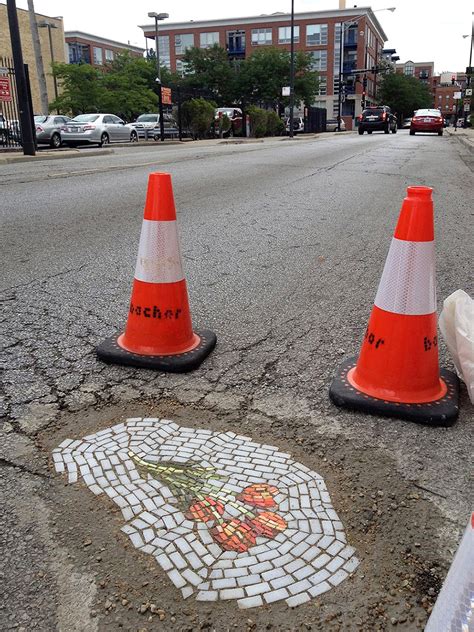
[39,402,447,631]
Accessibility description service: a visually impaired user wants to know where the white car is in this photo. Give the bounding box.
[326,118,346,132]
[61,113,138,147]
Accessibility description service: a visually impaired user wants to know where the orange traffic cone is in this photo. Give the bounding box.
[97,172,216,372]
[330,186,459,425]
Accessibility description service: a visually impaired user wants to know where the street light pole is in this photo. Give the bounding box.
[38,21,59,101]
[289,0,295,139]
[463,13,473,126]
[148,11,169,142]
[6,0,36,155]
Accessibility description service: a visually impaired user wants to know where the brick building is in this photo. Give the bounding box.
[433,72,468,120]
[0,2,65,114]
[395,60,437,103]
[138,7,389,121]
[65,32,144,67]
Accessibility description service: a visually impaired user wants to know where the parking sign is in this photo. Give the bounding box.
[0,76,12,102]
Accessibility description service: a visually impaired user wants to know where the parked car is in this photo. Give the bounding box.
[214,107,243,137]
[326,118,346,132]
[358,106,397,134]
[129,113,179,139]
[61,114,138,147]
[35,114,72,148]
[402,117,412,129]
[284,116,305,134]
[410,109,444,136]
[0,115,21,145]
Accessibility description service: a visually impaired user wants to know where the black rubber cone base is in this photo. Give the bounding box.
[96,329,216,373]
[329,357,460,427]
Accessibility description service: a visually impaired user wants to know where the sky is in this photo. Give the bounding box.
[15,0,473,74]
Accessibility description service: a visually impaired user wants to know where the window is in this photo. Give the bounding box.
[105,49,114,62]
[158,35,171,69]
[68,42,91,64]
[317,77,327,96]
[175,33,194,55]
[200,32,219,48]
[251,28,272,46]
[93,47,103,65]
[278,26,299,44]
[309,50,327,71]
[404,62,415,76]
[313,99,326,109]
[306,24,328,46]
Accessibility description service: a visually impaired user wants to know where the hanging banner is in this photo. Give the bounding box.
[161,87,172,105]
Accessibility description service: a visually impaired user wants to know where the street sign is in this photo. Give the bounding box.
[454,91,462,100]
[282,86,290,96]
[465,88,472,96]
[0,76,12,102]
[161,87,171,105]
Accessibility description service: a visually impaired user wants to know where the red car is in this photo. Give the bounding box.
[410,109,444,136]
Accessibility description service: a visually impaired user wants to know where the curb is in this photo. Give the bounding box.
[444,128,474,152]
[0,148,114,164]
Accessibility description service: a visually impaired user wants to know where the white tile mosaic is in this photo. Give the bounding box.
[53,417,359,608]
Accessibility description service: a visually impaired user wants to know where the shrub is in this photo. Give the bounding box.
[266,110,285,136]
[181,98,216,139]
[248,106,267,138]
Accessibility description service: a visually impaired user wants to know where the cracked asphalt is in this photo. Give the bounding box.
[1,132,473,631]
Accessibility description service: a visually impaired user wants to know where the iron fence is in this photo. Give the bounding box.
[0,56,23,149]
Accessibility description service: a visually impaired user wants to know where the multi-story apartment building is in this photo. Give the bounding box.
[139,7,389,122]
[0,2,65,113]
[65,32,144,67]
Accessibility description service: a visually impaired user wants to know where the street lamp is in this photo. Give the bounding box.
[289,0,295,139]
[38,20,59,101]
[148,11,169,142]
[337,8,396,132]
[462,13,473,126]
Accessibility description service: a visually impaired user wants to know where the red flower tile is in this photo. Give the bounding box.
[246,511,288,538]
[210,520,257,552]
[186,497,225,523]
[236,483,279,508]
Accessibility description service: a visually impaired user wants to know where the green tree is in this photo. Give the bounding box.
[239,47,319,109]
[101,52,158,120]
[182,45,239,104]
[377,73,433,120]
[49,63,106,114]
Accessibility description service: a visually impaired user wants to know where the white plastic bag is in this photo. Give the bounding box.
[439,290,474,404]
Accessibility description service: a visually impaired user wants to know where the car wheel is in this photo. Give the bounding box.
[367,130,372,134]
[358,128,364,135]
[50,132,61,149]
[130,131,138,143]
[99,133,109,147]
[410,130,415,135]
[438,130,443,136]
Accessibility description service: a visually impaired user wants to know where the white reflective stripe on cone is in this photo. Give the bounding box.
[374,237,436,315]
[134,219,185,284]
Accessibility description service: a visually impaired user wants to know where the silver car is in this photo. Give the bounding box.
[35,115,72,148]
[326,118,346,132]
[61,113,138,147]
[129,113,179,139]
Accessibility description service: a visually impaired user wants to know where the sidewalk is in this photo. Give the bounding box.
[444,126,474,152]
[0,147,114,164]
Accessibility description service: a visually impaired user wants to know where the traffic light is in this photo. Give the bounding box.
[363,75,368,90]
[451,75,455,85]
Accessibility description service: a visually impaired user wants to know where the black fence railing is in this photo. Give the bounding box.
[0,56,23,149]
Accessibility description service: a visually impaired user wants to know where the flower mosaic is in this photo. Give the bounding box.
[52,418,359,609]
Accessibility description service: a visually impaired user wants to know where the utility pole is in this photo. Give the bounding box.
[288,0,295,139]
[27,0,48,114]
[7,0,36,155]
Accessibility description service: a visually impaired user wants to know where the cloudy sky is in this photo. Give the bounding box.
[16,0,473,74]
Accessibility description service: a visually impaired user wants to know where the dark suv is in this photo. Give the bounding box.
[358,106,397,135]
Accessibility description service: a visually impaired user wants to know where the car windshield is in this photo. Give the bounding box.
[72,114,100,123]
[363,109,383,116]
[415,110,440,117]
[136,114,158,122]
[216,109,234,117]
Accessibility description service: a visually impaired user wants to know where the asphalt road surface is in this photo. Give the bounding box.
[1,131,473,632]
